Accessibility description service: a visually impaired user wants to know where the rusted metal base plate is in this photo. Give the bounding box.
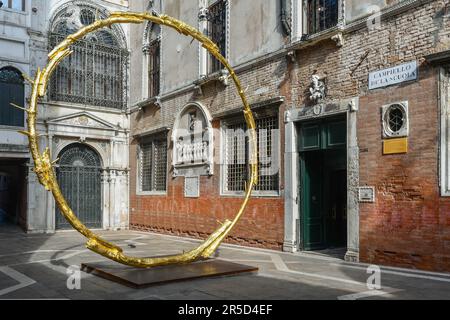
[81,259,258,289]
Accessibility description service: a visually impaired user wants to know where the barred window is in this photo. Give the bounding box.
[139,137,168,193]
[224,121,248,192]
[148,39,160,98]
[307,0,339,34]
[48,5,128,109]
[208,0,227,74]
[223,113,279,194]
[256,115,280,192]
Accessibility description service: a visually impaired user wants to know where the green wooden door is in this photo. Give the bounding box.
[302,151,325,250]
[299,117,347,250]
[325,168,347,248]
[323,149,347,248]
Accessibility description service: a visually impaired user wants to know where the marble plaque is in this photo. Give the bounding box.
[185,176,200,198]
[359,187,375,203]
[369,61,417,90]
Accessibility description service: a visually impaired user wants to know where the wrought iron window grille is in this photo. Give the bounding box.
[307,0,339,35]
[55,144,102,229]
[207,0,227,74]
[48,5,128,110]
[139,137,168,193]
[148,39,161,98]
[223,114,279,193]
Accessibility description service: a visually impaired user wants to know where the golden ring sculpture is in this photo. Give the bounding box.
[17,12,258,268]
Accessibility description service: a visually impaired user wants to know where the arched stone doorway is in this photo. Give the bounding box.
[55,143,102,229]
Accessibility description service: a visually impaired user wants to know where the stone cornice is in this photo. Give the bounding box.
[212,96,285,119]
[425,50,450,65]
[132,126,170,139]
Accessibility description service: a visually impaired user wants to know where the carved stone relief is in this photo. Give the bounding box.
[309,73,326,104]
[172,102,214,177]
[58,115,110,129]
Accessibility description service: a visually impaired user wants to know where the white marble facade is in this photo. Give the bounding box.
[0,0,131,232]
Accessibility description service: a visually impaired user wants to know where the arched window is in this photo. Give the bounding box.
[0,67,24,127]
[143,23,161,99]
[56,143,102,229]
[48,4,128,109]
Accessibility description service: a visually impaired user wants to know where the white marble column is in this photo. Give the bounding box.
[115,170,129,229]
[345,99,360,262]
[198,4,209,77]
[101,170,110,229]
[26,165,47,232]
[108,170,117,230]
[291,0,305,42]
[283,118,299,252]
[46,134,55,232]
[142,46,150,101]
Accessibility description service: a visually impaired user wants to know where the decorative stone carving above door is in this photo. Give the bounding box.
[172,102,214,177]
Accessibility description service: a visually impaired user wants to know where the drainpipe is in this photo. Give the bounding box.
[281,0,292,36]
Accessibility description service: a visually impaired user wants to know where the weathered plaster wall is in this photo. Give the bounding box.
[162,0,199,93]
[3,0,132,232]
[230,0,285,65]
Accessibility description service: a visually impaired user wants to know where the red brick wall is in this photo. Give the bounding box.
[129,119,286,250]
[128,0,450,272]
[284,1,450,272]
[358,65,450,272]
[129,34,289,249]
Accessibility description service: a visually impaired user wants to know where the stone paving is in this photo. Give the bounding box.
[0,224,449,300]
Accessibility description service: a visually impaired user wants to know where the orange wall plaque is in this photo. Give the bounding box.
[383,138,408,155]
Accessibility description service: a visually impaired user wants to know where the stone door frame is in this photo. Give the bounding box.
[283,97,360,262]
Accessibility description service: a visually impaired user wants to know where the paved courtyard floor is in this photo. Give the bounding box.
[0,224,449,300]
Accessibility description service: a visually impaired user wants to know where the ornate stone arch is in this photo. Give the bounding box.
[142,0,163,47]
[143,17,161,49]
[54,140,108,169]
[47,1,129,110]
[0,66,25,127]
[0,63,26,77]
[48,0,128,49]
[142,8,162,101]
[57,142,103,167]
[54,142,104,230]
[0,63,31,120]
[172,102,214,177]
